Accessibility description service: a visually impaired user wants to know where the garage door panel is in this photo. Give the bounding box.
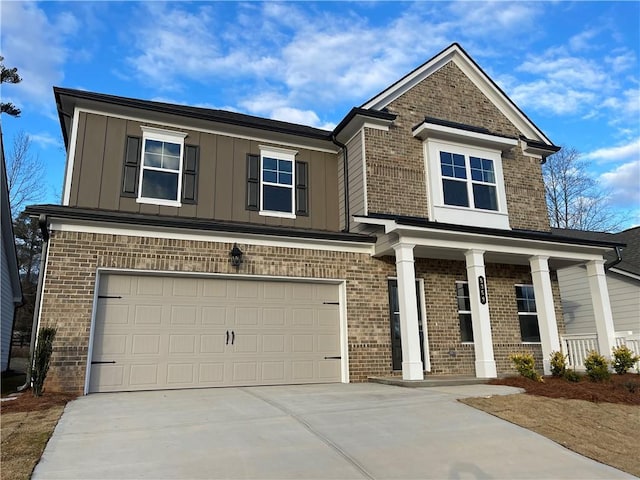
[91,275,342,392]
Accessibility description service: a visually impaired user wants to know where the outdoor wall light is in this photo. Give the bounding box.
[230,243,244,269]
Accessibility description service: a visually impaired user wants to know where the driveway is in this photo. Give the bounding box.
[33,383,632,479]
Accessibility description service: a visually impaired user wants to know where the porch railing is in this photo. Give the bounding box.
[560,332,640,371]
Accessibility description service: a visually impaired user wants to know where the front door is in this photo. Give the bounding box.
[388,279,425,371]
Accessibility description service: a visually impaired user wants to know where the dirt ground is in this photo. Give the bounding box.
[462,373,640,477]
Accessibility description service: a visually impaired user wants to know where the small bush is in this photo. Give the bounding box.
[611,345,640,375]
[564,369,581,382]
[584,350,610,382]
[509,352,543,382]
[549,351,567,378]
[623,381,639,394]
[32,326,56,397]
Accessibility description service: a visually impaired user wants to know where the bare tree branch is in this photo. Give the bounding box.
[6,131,46,216]
[543,147,625,232]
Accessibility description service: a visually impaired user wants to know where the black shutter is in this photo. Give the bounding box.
[182,145,199,204]
[246,154,260,211]
[121,136,142,197]
[295,161,308,216]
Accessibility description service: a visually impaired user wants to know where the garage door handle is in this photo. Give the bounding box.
[231,331,235,345]
[324,356,341,360]
[226,331,229,345]
[91,361,116,364]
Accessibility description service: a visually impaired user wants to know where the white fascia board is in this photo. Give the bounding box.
[334,114,392,144]
[62,107,80,206]
[49,219,375,255]
[362,44,553,146]
[76,107,339,154]
[608,267,640,282]
[352,215,397,233]
[413,122,518,152]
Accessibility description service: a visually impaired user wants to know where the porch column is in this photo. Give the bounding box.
[465,249,497,378]
[393,243,424,380]
[586,259,616,359]
[529,256,561,375]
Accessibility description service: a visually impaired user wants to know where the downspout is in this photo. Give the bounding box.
[18,215,50,391]
[331,134,350,232]
[604,246,623,271]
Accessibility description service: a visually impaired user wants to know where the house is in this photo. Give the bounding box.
[1,127,23,372]
[553,227,639,367]
[26,43,623,395]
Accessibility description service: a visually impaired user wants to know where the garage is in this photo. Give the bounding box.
[89,274,342,393]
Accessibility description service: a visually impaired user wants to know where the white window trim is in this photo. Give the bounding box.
[137,126,187,207]
[515,283,541,344]
[424,138,510,230]
[456,280,474,344]
[259,145,297,219]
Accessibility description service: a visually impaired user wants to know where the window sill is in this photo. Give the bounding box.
[136,197,182,208]
[431,204,510,230]
[259,210,296,219]
[521,341,542,345]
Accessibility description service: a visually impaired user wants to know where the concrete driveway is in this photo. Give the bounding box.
[33,383,632,479]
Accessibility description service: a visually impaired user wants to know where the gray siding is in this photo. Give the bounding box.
[1,238,16,371]
[558,265,640,335]
[70,113,340,231]
[346,130,366,232]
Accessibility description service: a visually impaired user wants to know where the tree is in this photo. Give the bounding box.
[543,147,624,232]
[1,56,22,117]
[12,212,43,335]
[6,131,45,216]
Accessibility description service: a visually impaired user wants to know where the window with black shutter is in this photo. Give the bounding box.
[182,145,199,204]
[121,136,141,197]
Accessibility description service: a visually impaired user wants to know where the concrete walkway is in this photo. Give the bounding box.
[33,383,633,479]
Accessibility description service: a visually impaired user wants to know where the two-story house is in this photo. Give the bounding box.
[27,43,621,394]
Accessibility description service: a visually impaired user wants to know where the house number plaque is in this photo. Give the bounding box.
[478,276,487,304]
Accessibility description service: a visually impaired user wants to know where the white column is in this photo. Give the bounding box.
[465,249,497,378]
[393,243,424,380]
[586,259,616,359]
[529,256,561,375]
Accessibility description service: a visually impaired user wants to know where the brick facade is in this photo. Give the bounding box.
[364,61,551,232]
[41,230,564,392]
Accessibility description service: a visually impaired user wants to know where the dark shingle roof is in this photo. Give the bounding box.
[552,227,640,276]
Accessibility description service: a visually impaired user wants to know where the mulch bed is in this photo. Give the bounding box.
[490,373,640,405]
[1,391,78,414]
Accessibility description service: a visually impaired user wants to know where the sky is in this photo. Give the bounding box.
[1,1,639,228]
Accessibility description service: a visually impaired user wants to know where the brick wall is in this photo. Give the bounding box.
[364,61,551,232]
[40,230,564,392]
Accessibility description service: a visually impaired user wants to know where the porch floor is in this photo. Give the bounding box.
[368,375,489,388]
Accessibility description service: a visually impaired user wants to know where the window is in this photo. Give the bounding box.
[259,146,297,218]
[516,285,540,342]
[137,127,187,206]
[456,281,473,342]
[440,151,498,211]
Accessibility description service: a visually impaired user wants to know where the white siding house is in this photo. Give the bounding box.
[1,130,23,372]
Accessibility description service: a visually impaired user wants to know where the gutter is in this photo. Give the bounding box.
[331,134,350,232]
[604,246,623,271]
[18,215,50,391]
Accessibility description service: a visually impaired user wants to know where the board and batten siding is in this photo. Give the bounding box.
[345,130,366,232]
[68,112,340,231]
[558,265,640,335]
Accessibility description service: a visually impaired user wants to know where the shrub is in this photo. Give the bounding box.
[32,326,56,397]
[584,350,610,382]
[563,369,581,382]
[611,345,640,375]
[509,352,542,382]
[549,351,567,378]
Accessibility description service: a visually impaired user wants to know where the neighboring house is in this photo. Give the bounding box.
[26,43,622,395]
[553,227,639,366]
[1,127,23,372]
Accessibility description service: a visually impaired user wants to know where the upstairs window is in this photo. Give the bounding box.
[515,285,540,343]
[137,127,187,206]
[262,155,294,214]
[440,151,497,211]
[456,281,473,342]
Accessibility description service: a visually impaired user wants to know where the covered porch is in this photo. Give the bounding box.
[356,215,623,380]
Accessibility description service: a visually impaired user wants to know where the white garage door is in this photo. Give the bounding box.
[89,274,342,393]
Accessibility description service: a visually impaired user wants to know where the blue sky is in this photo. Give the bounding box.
[2,1,639,228]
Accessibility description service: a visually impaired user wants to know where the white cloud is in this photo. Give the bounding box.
[29,132,63,149]
[600,159,640,209]
[584,138,640,163]
[0,2,77,111]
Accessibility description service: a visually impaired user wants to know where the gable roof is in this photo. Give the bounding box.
[552,227,640,277]
[361,43,556,147]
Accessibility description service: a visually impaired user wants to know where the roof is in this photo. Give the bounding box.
[360,43,560,151]
[552,227,640,277]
